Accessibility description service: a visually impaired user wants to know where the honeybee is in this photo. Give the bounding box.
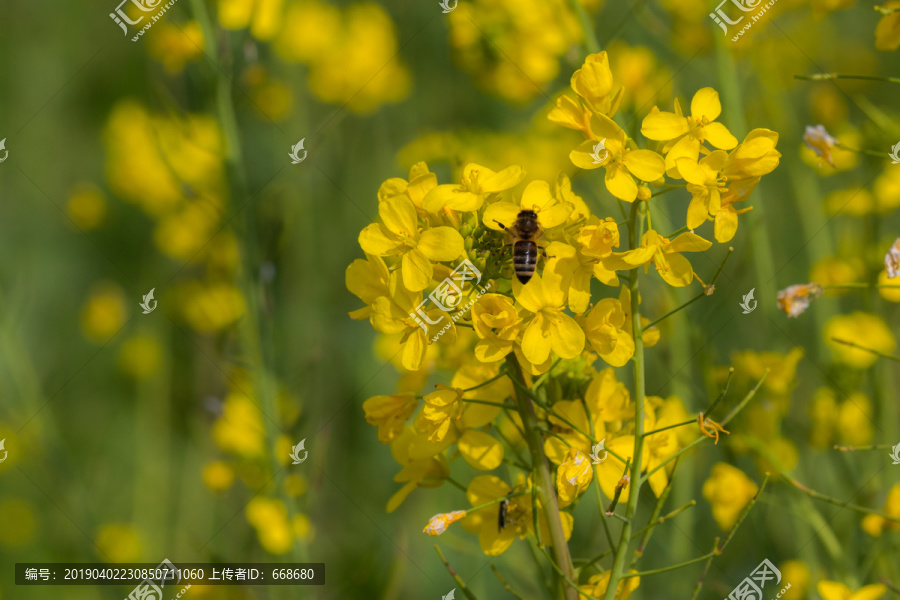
[495,209,546,284]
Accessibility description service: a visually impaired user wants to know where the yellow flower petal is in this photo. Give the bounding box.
[690,87,722,121]
[702,122,738,150]
[359,223,402,256]
[402,248,434,292]
[423,184,480,212]
[622,149,666,182]
[606,164,638,202]
[380,194,418,236]
[480,165,526,193]
[417,227,464,261]
[641,111,689,141]
[484,201,523,231]
[522,314,552,365]
[550,313,586,359]
[459,430,504,470]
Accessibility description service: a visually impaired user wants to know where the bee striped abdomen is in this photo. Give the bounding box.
[513,240,538,284]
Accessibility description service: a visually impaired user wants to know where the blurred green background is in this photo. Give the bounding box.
[1,0,899,598]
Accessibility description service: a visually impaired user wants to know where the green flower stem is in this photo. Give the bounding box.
[461,371,509,392]
[880,578,900,594]
[831,337,900,363]
[446,477,468,492]
[629,475,767,580]
[506,354,579,600]
[581,499,695,572]
[834,443,897,451]
[435,545,479,600]
[460,398,517,409]
[822,283,900,289]
[491,565,527,600]
[650,185,687,199]
[512,377,628,464]
[702,367,734,418]
[665,225,689,237]
[835,142,893,159]
[641,370,768,485]
[602,200,646,600]
[583,395,616,552]
[645,247,733,329]
[795,73,900,85]
[569,0,600,54]
[783,474,900,523]
[687,538,721,600]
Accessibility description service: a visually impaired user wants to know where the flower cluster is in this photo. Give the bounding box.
[348,51,781,564]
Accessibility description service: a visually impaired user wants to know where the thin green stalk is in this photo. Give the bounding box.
[435,545,479,600]
[491,565,527,600]
[602,200,645,600]
[462,371,509,393]
[831,338,900,363]
[835,443,897,451]
[507,354,578,600]
[688,539,721,600]
[835,142,893,159]
[795,73,900,85]
[569,0,600,54]
[641,370,768,484]
[539,547,601,600]
[645,247,733,329]
[783,475,900,523]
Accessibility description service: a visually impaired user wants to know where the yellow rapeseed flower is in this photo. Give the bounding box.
[359,194,465,291]
[861,484,900,536]
[570,113,666,202]
[817,581,887,600]
[583,298,634,367]
[471,293,521,362]
[95,524,143,562]
[702,463,758,530]
[66,183,107,230]
[202,461,235,492]
[825,312,896,369]
[515,273,585,368]
[363,393,418,444]
[556,449,593,508]
[603,230,712,287]
[80,282,127,343]
[875,1,900,50]
[424,163,525,213]
[246,497,293,555]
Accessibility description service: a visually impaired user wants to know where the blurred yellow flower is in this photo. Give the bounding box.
[213,391,266,458]
[246,497,293,554]
[809,387,839,448]
[837,392,875,447]
[275,0,341,62]
[202,461,235,492]
[180,281,246,332]
[80,282,127,343]
[877,270,900,302]
[580,570,641,600]
[147,21,204,73]
[95,523,142,562]
[780,560,810,600]
[817,581,887,600]
[702,463,758,530]
[67,183,107,230]
[118,334,162,380]
[861,484,900,536]
[0,499,37,547]
[875,2,900,50]
[218,0,284,40]
[293,513,314,540]
[825,312,896,369]
[364,392,418,444]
